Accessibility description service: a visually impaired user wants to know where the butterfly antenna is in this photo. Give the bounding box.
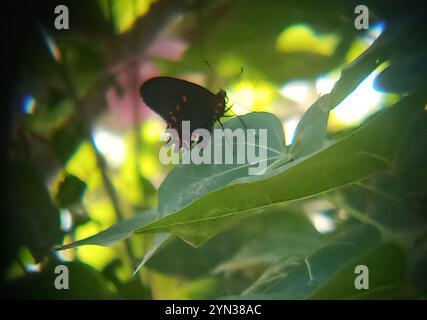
[235,67,244,81]
[204,60,221,92]
[204,60,214,73]
[223,67,244,89]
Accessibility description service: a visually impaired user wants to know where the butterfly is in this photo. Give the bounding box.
[140,76,229,149]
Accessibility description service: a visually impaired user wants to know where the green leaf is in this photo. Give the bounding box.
[308,242,407,299]
[58,210,158,249]
[157,112,285,215]
[329,16,412,107]
[145,209,323,280]
[240,224,382,299]
[212,209,324,276]
[62,94,424,253]
[55,173,87,208]
[337,108,427,240]
[139,150,380,248]
[339,179,427,242]
[290,94,331,159]
[374,53,427,94]
[136,96,422,246]
[236,225,409,299]
[133,233,170,275]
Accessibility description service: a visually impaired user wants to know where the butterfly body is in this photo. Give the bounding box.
[140,76,227,147]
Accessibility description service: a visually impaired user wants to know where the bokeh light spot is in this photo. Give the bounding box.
[346,21,385,63]
[93,128,125,168]
[142,119,164,143]
[284,117,300,146]
[280,80,314,104]
[22,95,36,114]
[139,154,159,178]
[228,81,275,114]
[330,68,385,126]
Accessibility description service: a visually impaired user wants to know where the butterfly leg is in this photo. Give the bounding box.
[217,119,240,158]
[236,115,247,129]
[224,102,235,113]
[222,104,247,130]
[217,119,224,130]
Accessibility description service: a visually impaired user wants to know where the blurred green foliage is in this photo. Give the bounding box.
[3,0,427,299]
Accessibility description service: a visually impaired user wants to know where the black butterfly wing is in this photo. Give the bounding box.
[140,77,225,146]
[140,77,214,119]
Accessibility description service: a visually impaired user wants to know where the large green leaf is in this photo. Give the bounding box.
[145,208,323,280]
[374,53,427,94]
[57,112,283,249]
[337,108,427,241]
[157,112,285,215]
[59,94,423,251]
[135,95,422,246]
[338,179,427,243]
[329,15,412,107]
